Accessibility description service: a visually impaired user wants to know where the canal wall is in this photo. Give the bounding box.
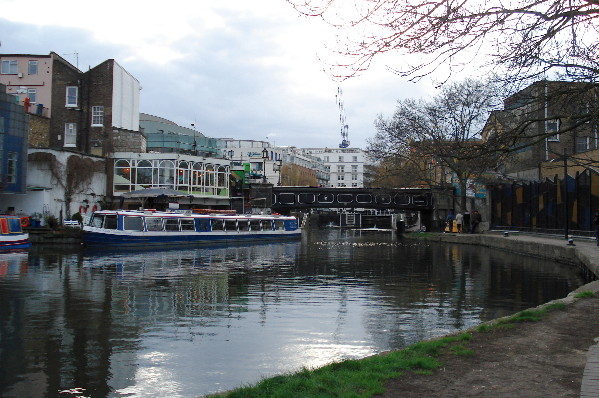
[404,232,599,281]
[27,228,83,244]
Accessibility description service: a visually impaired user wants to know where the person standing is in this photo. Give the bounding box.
[455,212,463,233]
[470,210,482,233]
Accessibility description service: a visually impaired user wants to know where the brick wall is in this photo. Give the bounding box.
[49,58,84,150]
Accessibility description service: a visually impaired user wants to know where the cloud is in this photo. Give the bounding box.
[0,1,436,149]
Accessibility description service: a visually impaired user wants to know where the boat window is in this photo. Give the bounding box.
[249,220,261,231]
[198,219,210,232]
[180,219,195,231]
[123,216,144,231]
[211,219,224,231]
[8,218,22,233]
[104,215,118,230]
[90,215,103,228]
[240,220,251,231]
[145,217,164,231]
[274,220,285,231]
[164,218,180,232]
[224,219,238,231]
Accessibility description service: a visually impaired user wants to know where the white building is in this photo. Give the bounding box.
[300,148,368,188]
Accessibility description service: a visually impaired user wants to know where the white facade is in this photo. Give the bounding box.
[112,62,141,131]
[223,140,283,184]
[0,149,107,220]
[301,147,368,188]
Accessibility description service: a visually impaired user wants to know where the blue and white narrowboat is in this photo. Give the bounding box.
[83,209,301,247]
[0,216,31,250]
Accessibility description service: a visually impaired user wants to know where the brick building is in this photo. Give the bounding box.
[0,52,143,156]
[483,80,598,180]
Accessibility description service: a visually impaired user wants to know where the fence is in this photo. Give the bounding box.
[490,169,599,235]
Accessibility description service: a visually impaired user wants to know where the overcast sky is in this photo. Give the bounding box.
[0,0,437,149]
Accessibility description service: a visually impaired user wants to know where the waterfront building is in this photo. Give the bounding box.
[112,152,230,209]
[0,83,28,195]
[141,113,221,158]
[0,52,143,156]
[483,80,599,181]
[300,147,369,188]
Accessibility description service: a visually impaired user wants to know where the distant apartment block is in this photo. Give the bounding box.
[300,147,368,188]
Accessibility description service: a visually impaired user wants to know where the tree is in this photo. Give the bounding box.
[368,79,501,211]
[288,0,599,84]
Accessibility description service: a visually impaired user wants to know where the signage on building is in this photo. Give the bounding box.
[451,174,487,198]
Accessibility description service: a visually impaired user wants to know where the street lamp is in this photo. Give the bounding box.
[273,159,282,186]
[190,123,198,156]
[261,148,269,183]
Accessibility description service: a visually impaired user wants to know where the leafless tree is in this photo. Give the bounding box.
[368,79,501,210]
[288,0,599,85]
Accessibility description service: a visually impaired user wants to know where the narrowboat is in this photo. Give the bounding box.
[83,209,301,247]
[0,216,31,250]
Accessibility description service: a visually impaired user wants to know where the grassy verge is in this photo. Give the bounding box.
[210,333,471,398]
[476,301,567,332]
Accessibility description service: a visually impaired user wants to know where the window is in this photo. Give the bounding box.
[351,165,358,172]
[28,61,38,75]
[352,183,358,187]
[123,216,144,231]
[145,218,164,231]
[577,137,590,153]
[27,88,37,103]
[337,175,345,180]
[352,174,358,180]
[180,219,195,231]
[164,219,180,231]
[91,106,104,126]
[352,156,358,162]
[66,86,78,107]
[338,156,344,162]
[1,60,17,74]
[6,152,17,183]
[546,119,560,142]
[104,215,118,230]
[64,123,77,147]
[337,165,344,173]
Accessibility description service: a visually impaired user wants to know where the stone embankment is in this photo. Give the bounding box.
[405,231,599,280]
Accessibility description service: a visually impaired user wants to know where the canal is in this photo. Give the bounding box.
[0,229,588,397]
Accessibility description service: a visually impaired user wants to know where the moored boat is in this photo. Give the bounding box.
[83,209,301,247]
[0,215,31,250]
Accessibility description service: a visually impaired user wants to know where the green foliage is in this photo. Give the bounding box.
[575,291,596,299]
[44,214,58,229]
[450,344,474,356]
[71,212,83,225]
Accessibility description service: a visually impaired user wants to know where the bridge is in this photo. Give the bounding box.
[270,187,435,211]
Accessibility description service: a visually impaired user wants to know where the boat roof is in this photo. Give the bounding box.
[93,210,295,220]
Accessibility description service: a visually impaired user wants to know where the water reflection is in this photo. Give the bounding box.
[0,230,587,397]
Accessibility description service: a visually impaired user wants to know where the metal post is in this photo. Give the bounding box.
[564,149,569,241]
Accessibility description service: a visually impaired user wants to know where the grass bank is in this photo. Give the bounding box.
[208,294,594,398]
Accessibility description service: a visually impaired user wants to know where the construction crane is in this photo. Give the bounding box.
[336,87,350,148]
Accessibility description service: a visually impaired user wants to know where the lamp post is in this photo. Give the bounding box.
[261,148,269,183]
[273,159,282,186]
[190,123,198,156]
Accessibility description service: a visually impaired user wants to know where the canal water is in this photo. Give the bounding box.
[0,229,587,397]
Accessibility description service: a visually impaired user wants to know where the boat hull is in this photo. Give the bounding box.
[83,228,301,247]
[0,233,31,250]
